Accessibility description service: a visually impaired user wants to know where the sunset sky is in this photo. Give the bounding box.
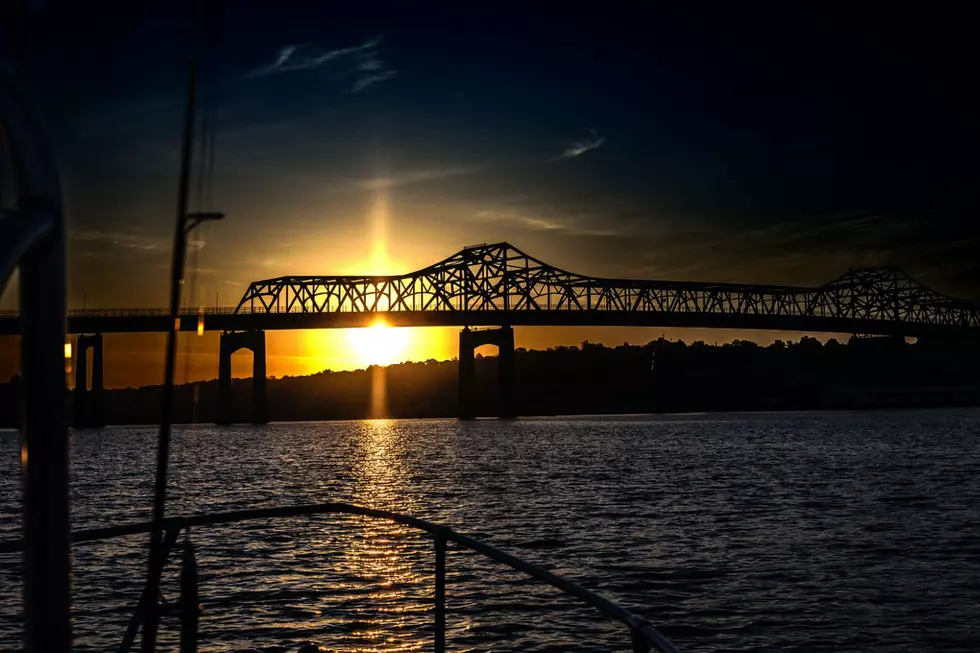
[1,3,977,387]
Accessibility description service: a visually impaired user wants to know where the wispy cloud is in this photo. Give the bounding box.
[244,35,398,93]
[473,210,618,237]
[244,36,381,77]
[552,128,606,161]
[349,70,398,94]
[360,165,484,190]
[72,230,205,253]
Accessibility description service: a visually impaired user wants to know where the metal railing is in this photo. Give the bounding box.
[1,296,977,334]
[0,501,681,653]
[0,307,247,318]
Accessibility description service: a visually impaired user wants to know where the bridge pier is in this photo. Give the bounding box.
[458,326,516,420]
[72,333,105,428]
[216,330,267,425]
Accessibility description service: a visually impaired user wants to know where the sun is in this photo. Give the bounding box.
[348,319,411,367]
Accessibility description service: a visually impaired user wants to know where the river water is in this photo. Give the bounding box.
[1,411,979,652]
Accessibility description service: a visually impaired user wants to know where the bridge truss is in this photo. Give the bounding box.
[237,242,980,335]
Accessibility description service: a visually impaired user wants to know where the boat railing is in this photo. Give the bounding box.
[0,501,681,653]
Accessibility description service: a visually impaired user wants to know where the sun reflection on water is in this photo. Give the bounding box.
[312,419,428,651]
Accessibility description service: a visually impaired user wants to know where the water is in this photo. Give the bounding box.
[1,411,979,652]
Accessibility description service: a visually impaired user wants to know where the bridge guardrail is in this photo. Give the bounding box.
[0,302,978,331]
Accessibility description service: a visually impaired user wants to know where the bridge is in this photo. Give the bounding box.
[2,242,977,425]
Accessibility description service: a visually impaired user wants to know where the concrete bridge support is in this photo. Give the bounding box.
[72,333,105,428]
[217,330,267,425]
[458,326,516,420]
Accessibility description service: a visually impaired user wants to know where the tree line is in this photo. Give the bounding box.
[0,335,978,426]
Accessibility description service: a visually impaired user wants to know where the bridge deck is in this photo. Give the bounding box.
[0,307,977,338]
[1,242,977,338]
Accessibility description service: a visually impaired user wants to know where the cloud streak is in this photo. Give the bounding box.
[244,35,398,94]
[349,70,398,93]
[473,210,618,237]
[360,165,484,190]
[552,129,606,161]
[72,230,205,253]
[244,36,381,77]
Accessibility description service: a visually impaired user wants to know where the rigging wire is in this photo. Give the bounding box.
[183,0,223,429]
[143,1,223,650]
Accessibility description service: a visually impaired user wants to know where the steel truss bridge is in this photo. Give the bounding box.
[3,241,977,424]
[0,241,978,337]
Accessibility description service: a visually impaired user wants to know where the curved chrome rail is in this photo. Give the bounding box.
[0,502,681,653]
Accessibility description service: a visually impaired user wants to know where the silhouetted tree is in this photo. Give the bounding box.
[0,336,977,426]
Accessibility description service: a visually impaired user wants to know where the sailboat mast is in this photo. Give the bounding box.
[142,3,204,649]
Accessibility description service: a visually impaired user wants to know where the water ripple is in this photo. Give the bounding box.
[1,410,979,651]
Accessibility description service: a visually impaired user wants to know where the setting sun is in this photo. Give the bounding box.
[348,319,411,366]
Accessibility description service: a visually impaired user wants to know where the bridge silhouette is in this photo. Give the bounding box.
[2,242,977,424]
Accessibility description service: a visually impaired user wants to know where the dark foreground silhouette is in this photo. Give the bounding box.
[1,336,978,427]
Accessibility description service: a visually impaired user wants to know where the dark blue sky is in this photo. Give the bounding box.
[6,2,978,310]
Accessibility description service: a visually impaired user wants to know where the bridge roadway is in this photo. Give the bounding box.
[0,306,978,338]
[2,242,977,425]
[2,242,979,338]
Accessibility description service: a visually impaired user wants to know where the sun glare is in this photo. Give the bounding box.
[348,319,411,367]
[292,185,454,374]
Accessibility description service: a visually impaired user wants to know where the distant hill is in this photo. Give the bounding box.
[1,336,979,427]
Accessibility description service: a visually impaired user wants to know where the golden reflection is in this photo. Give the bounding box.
[370,365,387,418]
[317,419,426,651]
[350,419,411,508]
